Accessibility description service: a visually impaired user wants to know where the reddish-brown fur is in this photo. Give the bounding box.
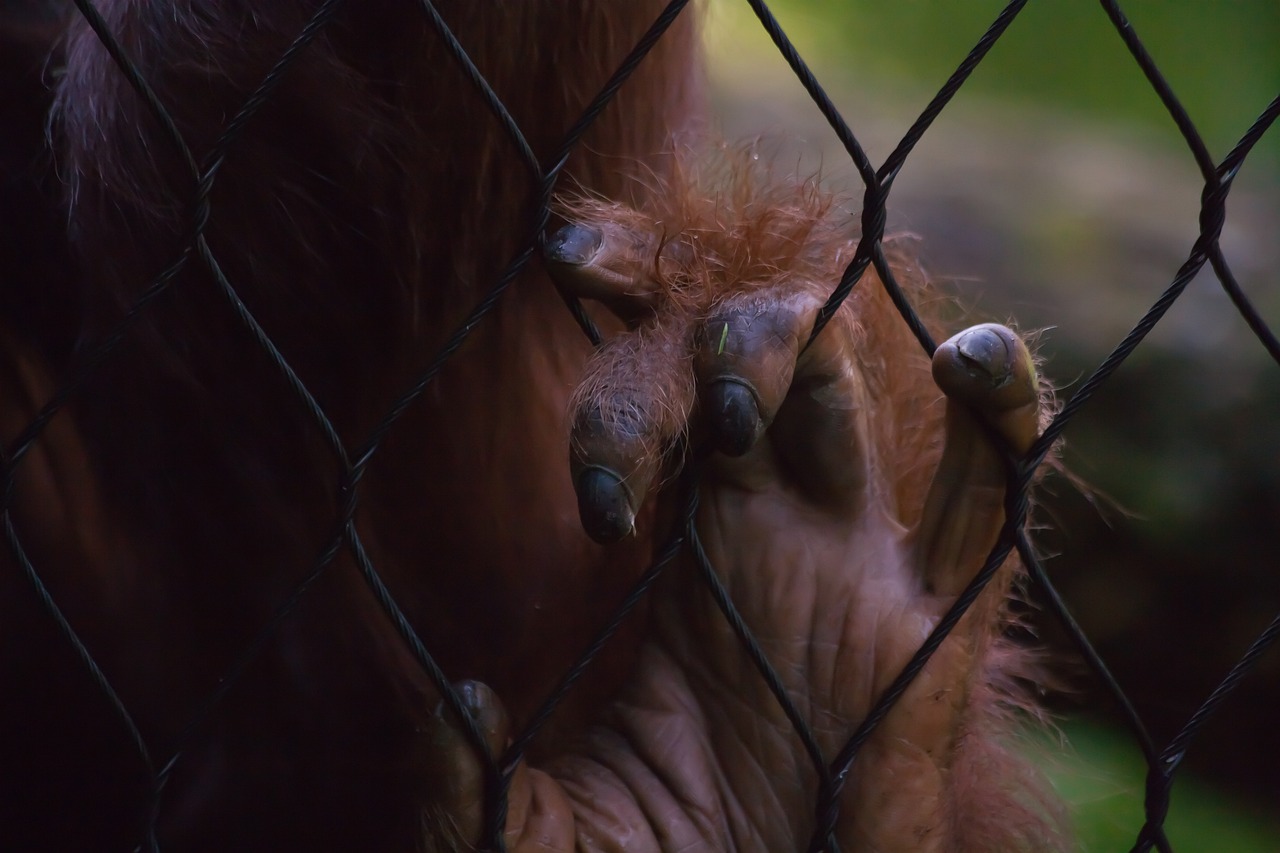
[0,2,1064,851]
[549,155,1066,852]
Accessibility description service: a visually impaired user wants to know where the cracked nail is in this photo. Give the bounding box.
[953,326,1013,385]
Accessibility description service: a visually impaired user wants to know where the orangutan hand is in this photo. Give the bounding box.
[419,167,1058,852]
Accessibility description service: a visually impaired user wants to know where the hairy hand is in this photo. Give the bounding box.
[422,159,1061,853]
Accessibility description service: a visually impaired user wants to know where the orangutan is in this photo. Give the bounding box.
[0,2,1065,850]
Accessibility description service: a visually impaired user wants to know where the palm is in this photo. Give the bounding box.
[424,161,1059,853]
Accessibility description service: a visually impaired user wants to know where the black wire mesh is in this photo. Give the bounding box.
[1,1,1276,851]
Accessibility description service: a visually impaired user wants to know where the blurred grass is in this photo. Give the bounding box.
[1050,720,1280,851]
[717,0,1279,168]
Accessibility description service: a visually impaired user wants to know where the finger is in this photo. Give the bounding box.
[693,291,817,458]
[931,323,1039,452]
[915,324,1040,598]
[544,220,668,324]
[418,680,510,847]
[696,285,870,504]
[569,309,697,543]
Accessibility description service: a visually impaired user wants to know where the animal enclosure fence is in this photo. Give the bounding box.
[3,1,1278,851]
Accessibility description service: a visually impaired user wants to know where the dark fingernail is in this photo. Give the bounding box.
[545,223,603,266]
[436,680,487,720]
[575,465,636,543]
[455,680,493,717]
[706,379,762,457]
[457,681,505,747]
[955,326,1011,383]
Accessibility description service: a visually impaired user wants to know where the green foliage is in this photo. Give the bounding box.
[1047,720,1280,851]
[748,0,1279,166]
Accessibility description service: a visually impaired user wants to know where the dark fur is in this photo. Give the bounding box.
[0,3,1064,851]
[3,2,697,850]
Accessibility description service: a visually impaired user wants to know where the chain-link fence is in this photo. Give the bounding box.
[1,1,1276,851]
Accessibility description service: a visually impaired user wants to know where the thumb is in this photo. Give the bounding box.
[417,680,508,850]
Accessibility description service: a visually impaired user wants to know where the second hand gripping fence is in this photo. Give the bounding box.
[2,1,1278,851]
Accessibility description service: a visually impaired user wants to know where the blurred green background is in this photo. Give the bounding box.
[706,1,1279,850]
[727,0,1279,166]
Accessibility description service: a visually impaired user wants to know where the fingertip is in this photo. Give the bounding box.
[954,325,1012,380]
[705,378,763,457]
[932,323,1037,412]
[575,465,637,544]
[545,222,603,267]
[453,680,510,758]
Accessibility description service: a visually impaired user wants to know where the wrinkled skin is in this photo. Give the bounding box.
[416,176,1064,851]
